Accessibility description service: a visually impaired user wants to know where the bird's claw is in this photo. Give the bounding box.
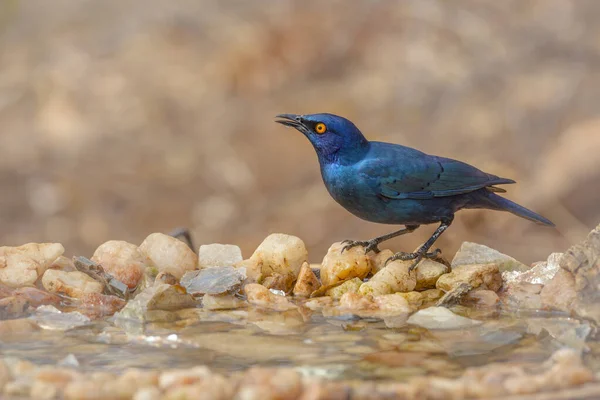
[385,248,442,270]
[340,239,381,254]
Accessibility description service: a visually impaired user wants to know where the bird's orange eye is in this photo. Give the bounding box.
[315,123,327,134]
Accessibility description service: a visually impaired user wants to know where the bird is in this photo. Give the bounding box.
[275,113,554,270]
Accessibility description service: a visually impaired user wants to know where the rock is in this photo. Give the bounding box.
[436,283,474,307]
[415,260,448,290]
[114,284,197,322]
[303,296,333,312]
[158,366,212,390]
[292,262,321,297]
[436,264,502,293]
[91,240,151,289]
[133,387,162,400]
[242,233,308,292]
[396,291,424,309]
[31,305,91,330]
[41,270,104,298]
[202,294,246,310]
[503,253,562,287]
[138,233,198,279]
[155,271,179,286]
[320,242,372,287]
[540,268,577,313]
[0,243,64,287]
[463,290,499,307]
[198,243,243,268]
[51,256,76,271]
[500,282,543,310]
[0,318,39,335]
[407,307,482,330]
[244,283,296,311]
[77,292,127,319]
[338,292,411,319]
[557,224,600,323]
[164,376,232,400]
[359,259,416,296]
[180,266,245,296]
[326,277,363,300]
[12,287,62,308]
[236,367,302,400]
[420,288,444,304]
[369,249,394,275]
[452,242,529,272]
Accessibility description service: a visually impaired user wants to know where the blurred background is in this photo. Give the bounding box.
[0,0,599,264]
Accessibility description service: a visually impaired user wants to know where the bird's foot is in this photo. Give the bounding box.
[341,239,381,254]
[385,248,442,271]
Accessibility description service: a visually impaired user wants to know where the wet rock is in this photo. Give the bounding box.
[436,264,502,293]
[303,296,333,312]
[242,233,308,292]
[557,224,600,323]
[415,260,448,290]
[180,266,245,296]
[115,284,197,322]
[369,249,394,275]
[463,290,499,307]
[0,318,39,335]
[452,242,529,272]
[202,294,246,310]
[244,283,296,311]
[155,271,179,286]
[339,292,411,319]
[320,242,372,287]
[77,292,126,319]
[164,375,232,400]
[139,233,198,279]
[540,268,577,313]
[420,288,444,304]
[436,283,474,307]
[0,243,64,287]
[198,243,243,268]
[527,318,591,352]
[293,262,321,297]
[0,295,28,318]
[158,366,211,390]
[503,253,562,287]
[12,287,62,308]
[359,259,416,296]
[31,305,91,330]
[326,277,363,300]
[41,270,103,298]
[407,307,482,330]
[237,367,302,400]
[396,291,424,309]
[91,240,151,289]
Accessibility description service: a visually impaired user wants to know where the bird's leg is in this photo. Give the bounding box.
[341,225,419,254]
[169,227,196,253]
[385,217,453,271]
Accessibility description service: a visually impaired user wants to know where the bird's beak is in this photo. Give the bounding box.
[275,114,309,134]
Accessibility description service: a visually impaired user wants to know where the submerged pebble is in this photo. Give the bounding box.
[180,266,245,296]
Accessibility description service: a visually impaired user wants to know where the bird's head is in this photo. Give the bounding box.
[275,113,369,163]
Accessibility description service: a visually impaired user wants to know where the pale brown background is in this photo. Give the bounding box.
[1,0,599,264]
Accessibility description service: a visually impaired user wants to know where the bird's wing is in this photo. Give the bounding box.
[360,144,515,200]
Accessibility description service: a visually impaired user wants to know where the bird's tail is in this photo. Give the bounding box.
[474,191,555,227]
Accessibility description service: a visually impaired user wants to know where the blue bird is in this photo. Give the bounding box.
[275,113,554,270]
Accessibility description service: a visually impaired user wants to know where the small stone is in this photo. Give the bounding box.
[91,240,151,289]
[244,233,308,292]
[540,268,577,313]
[180,266,245,296]
[32,305,91,330]
[260,273,295,292]
[114,284,197,322]
[155,271,179,285]
[244,283,296,311]
[415,260,448,290]
[303,296,333,311]
[436,264,502,292]
[0,243,64,287]
[339,292,411,319]
[420,288,444,304]
[237,367,302,400]
[11,287,62,308]
[41,269,104,298]
[326,277,363,300]
[133,387,162,400]
[396,291,424,309]
[0,296,29,319]
[138,233,198,279]
[320,242,372,287]
[198,243,243,268]
[369,249,395,275]
[77,292,127,319]
[202,294,246,310]
[359,259,416,296]
[452,242,529,272]
[407,307,482,330]
[463,290,499,307]
[158,366,211,390]
[292,262,321,297]
[0,318,39,335]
